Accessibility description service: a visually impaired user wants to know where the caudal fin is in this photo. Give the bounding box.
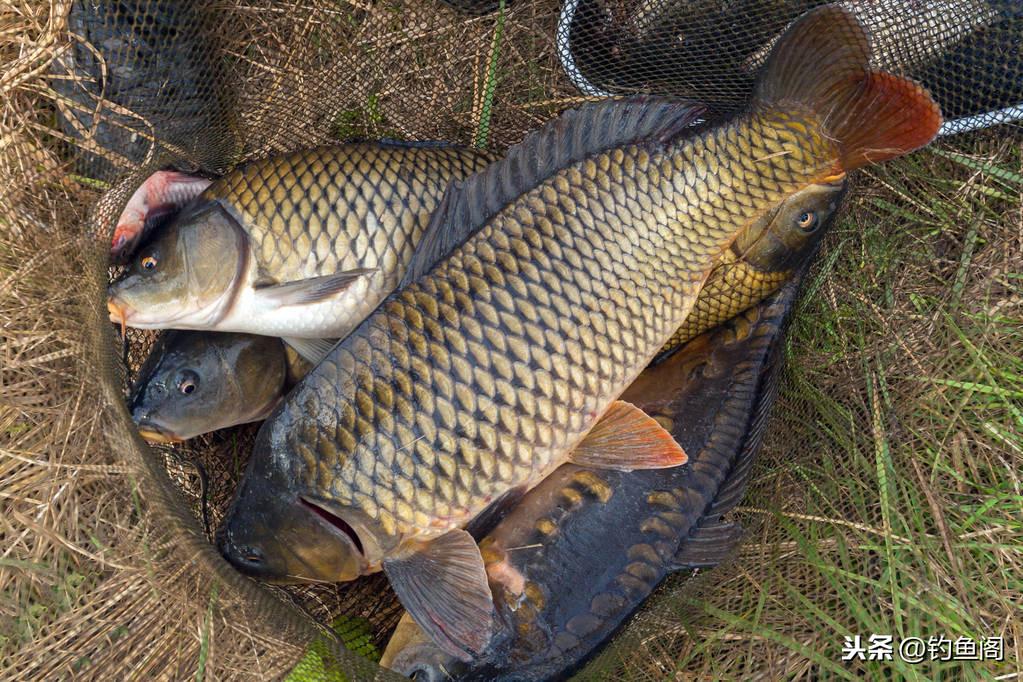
[755,4,942,171]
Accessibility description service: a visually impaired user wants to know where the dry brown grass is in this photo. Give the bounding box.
[1,2,573,679]
[1,1,1020,680]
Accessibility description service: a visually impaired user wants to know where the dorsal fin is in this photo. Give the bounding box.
[399,97,707,287]
[671,520,744,570]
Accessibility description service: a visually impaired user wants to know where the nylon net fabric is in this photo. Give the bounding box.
[558,0,1023,132]
[1,1,1020,679]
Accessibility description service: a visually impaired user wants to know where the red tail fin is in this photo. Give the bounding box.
[755,4,942,171]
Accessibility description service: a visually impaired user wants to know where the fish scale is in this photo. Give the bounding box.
[660,248,792,352]
[274,112,834,540]
[209,144,495,282]
[223,5,944,661]
[108,141,500,340]
[379,278,805,679]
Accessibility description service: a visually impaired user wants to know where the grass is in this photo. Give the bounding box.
[585,133,1022,680]
[196,586,217,682]
[472,0,507,148]
[1,0,1020,679]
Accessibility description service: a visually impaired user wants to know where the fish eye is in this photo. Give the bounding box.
[141,255,158,271]
[795,210,818,232]
[177,370,199,395]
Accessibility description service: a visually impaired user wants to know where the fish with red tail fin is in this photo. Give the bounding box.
[218,4,941,662]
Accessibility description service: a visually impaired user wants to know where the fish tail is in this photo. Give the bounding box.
[754,4,942,172]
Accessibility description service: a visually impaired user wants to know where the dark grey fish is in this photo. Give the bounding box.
[128,331,308,444]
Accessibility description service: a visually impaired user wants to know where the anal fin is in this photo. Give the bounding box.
[671,520,743,570]
[383,529,494,661]
[254,269,376,306]
[568,400,688,471]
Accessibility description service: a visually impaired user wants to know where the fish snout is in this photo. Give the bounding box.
[217,531,272,577]
[405,663,450,682]
[391,647,463,681]
[131,402,153,425]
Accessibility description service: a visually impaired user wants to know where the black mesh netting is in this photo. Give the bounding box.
[558,0,1023,131]
[3,0,1020,680]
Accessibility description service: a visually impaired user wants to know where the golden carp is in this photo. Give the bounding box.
[219,6,941,660]
[107,142,496,340]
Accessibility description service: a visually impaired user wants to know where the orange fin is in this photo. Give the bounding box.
[569,400,688,471]
[755,5,941,171]
[382,529,494,662]
[827,72,943,170]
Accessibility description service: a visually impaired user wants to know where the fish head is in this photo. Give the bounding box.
[381,614,465,681]
[733,178,847,272]
[107,201,247,330]
[216,427,380,584]
[129,331,287,442]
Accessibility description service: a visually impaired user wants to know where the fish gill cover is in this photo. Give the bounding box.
[0,1,1020,680]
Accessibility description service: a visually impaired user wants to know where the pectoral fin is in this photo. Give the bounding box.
[382,529,494,661]
[282,337,338,365]
[254,269,376,306]
[568,400,688,471]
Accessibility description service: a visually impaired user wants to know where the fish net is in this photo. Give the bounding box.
[1,1,1020,680]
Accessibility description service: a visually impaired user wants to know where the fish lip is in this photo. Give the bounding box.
[298,496,371,569]
[135,422,185,444]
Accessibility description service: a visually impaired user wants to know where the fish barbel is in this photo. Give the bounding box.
[380,268,806,681]
[107,141,497,340]
[219,5,941,660]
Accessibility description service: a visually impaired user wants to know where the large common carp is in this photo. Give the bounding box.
[107,141,497,340]
[218,6,941,660]
[124,173,844,440]
[122,173,843,440]
[379,271,805,681]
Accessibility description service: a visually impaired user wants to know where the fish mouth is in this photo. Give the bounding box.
[135,422,184,444]
[299,496,366,557]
